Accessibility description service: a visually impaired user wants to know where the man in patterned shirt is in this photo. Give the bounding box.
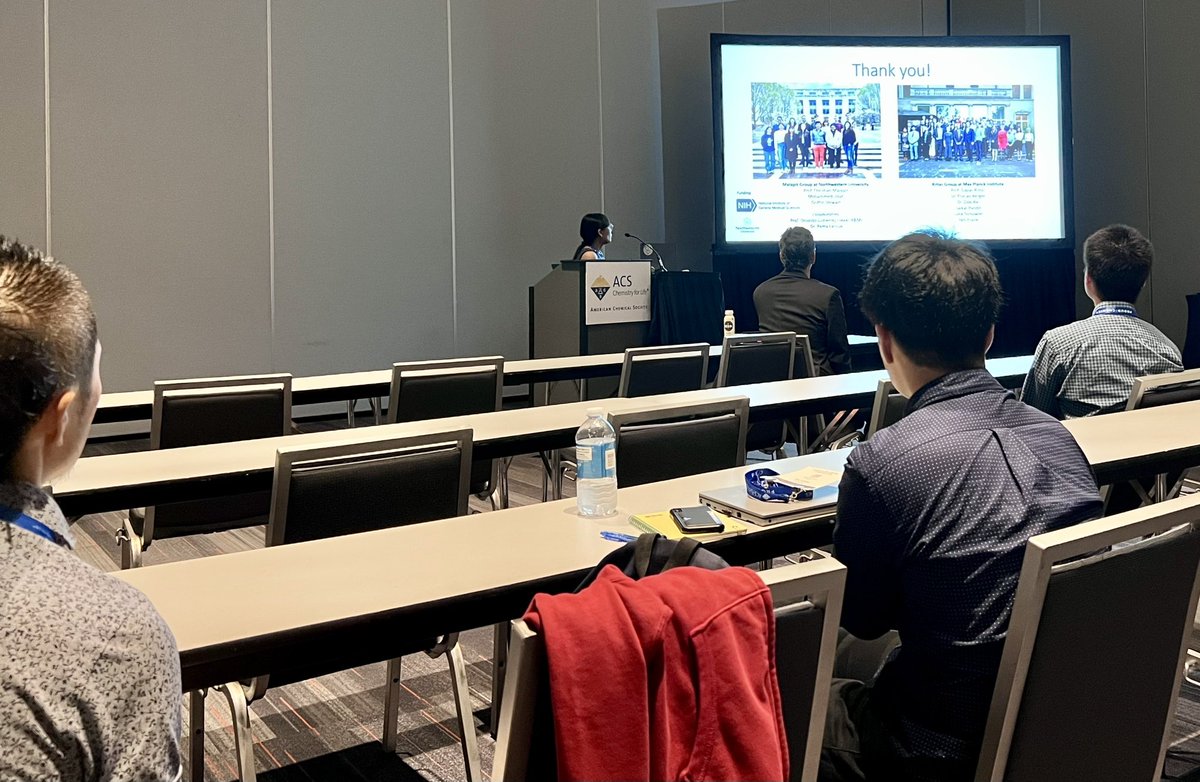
[1021,224,1182,419]
[0,237,182,780]
[819,233,1102,781]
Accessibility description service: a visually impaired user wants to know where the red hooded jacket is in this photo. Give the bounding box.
[523,564,789,781]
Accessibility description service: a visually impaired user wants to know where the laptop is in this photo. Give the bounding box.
[699,466,841,526]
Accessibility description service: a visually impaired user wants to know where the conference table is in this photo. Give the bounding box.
[92,336,881,424]
[115,450,849,692]
[56,354,1029,517]
[111,398,1200,696]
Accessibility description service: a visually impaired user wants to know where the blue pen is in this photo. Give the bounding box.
[601,531,637,543]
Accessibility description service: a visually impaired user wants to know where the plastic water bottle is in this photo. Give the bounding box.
[575,407,618,517]
[723,309,736,335]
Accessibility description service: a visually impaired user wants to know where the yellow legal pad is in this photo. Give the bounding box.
[628,509,747,542]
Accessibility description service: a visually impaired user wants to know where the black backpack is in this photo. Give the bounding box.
[575,532,728,591]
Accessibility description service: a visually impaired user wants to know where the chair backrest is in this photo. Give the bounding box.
[608,398,749,488]
[976,494,1200,782]
[266,430,472,548]
[151,373,292,449]
[716,332,796,388]
[144,374,293,544]
[618,343,710,398]
[1126,367,1200,411]
[791,334,818,381]
[718,333,796,454]
[387,356,502,495]
[865,379,907,439]
[492,556,847,782]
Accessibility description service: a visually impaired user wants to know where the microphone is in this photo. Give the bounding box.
[624,232,668,272]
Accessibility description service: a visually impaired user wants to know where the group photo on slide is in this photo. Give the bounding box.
[897,84,1037,178]
[751,82,882,179]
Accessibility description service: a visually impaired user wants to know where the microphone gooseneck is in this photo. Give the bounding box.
[623,232,667,272]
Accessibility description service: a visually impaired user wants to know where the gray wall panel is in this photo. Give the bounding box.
[922,0,950,35]
[950,0,1026,35]
[270,1,455,374]
[450,0,601,359]
[658,3,724,271]
[0,1,46,246]
[1145,1,1200,345]
[1039,0,1151,319]
[723,0,829,34]
[49,1,271,392]
[600,0,668,262]
[829,0,925,36]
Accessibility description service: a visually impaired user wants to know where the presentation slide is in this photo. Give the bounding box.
[714,37,1069,245]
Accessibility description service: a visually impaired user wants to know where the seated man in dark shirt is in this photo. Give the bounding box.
[820,233,1102,781]
[753,226,851,376]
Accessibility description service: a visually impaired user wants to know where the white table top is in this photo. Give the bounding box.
[58,355,1031,516]
[114,450,849,689]
[93,337,881,423]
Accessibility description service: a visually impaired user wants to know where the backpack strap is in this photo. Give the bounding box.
[632,533,660,578]
[662,537,702,572]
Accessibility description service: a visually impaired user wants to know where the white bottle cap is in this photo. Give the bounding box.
[586,406,603,416]
[725,309,734,315]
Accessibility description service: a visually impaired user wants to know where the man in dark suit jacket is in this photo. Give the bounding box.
[753,226,852,375]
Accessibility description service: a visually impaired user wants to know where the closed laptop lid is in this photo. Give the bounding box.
[699,483,838,526]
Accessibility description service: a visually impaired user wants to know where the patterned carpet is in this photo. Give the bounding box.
[75,417,1200,781]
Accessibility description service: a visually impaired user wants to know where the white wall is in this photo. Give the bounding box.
[0,0,668,391]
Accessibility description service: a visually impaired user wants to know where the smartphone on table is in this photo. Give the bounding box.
[669,505,725,534]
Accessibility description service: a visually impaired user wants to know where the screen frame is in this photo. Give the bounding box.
[710,33,1075,254]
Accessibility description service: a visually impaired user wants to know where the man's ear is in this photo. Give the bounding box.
[43,389,78,448]
[875,323,894,365]
[983,324,995,356]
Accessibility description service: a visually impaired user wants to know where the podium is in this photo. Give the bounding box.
[528,261,727,402]
[529,260,653,401]
[529,260,653,359]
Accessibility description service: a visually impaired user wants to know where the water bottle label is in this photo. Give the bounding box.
[576,442,615,480]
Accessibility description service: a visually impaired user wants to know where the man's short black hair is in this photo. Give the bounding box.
[1083,224,1152,303]
[859,232,1003,370]
[0,237,97,477]
[779,227,816,272]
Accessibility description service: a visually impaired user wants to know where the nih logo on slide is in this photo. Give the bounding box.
[735,198,758,212]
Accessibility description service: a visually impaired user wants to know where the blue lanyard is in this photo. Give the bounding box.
[1094,303,1137,318]
[0,506,69,548]
[745,468,815,503]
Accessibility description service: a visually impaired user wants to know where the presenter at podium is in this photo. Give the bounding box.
[572,213,613,261]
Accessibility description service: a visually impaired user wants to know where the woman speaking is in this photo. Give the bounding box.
[572,213,613,261]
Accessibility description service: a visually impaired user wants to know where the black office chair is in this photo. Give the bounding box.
[608,398,749,488]
[387,355,506,508]
[976,496,1200,781]
[617,343,710,398]
[1183,292,1200,369]
[492,556,847,782]
[544,344,715,499]
[197,431,481,782]
[118,374,292,569]
[716,332,796,458]
[1103,368,1200,513]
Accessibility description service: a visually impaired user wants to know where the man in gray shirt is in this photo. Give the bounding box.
[1022,224,1182,419]
[0,237,182,780]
